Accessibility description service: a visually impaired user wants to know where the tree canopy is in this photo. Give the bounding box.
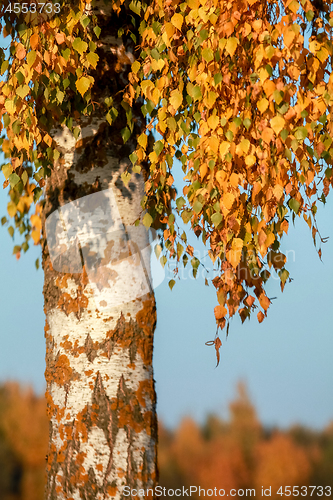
[0,0,332,357]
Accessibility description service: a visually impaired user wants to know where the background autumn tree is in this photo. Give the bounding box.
[1,0,333,497]
[0,380,332,500]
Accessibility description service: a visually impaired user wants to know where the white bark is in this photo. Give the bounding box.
[42,6,158,497]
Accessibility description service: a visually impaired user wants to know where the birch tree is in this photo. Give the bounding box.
[0,0,332,498]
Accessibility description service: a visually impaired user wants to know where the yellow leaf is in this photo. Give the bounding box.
[225,37,238,57]
[5,99,16,115]
[208,136,219,153]
[7,201,17,217]
[230,173,239,187]
[273,184,284,200]
[265,232,275,248]
[141,80,154,98]
[162,22,175,47]
[138,133,147,149]
[240,139,250,154]
[219,141,230,157]
[17,85,30,99]
[227,237,243,268]
[27,50,36,68]
[283,29,295,48]
[169,89,183,110]
[222,192,235,210]
[317,47,329,63]
[245,155,256,166]
[270,115,285,135]
[258,68,269,84]
[30,214,42,230]
[76,76,91,96]
[200,163,208,180]
[309,40,320,54]
[171,13,183,31]
[31,229,41,245]
[207,114,219,130]
[257,98,269,113]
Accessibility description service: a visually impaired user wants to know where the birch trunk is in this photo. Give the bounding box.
[41,3,158,498]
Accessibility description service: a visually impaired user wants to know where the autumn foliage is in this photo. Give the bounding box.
[0,381,332,500]
[1,0,333,342]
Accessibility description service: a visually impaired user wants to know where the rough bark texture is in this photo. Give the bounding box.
[41,3,158,498]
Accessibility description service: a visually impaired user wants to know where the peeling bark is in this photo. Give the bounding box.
[41,3,158,498]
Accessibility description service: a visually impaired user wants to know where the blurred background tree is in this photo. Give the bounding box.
[0,381,332,499]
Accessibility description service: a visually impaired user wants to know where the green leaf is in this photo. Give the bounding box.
[93,26,101,38]
[86,52,99,69]
[62,48,71,60]
[27,50,36,67]
[21,170,28,186]
[176,196,186,209]
[211,212,222,226]
[202,47,214,62]
[56,90,64,104]
[80,15,90,28]
[294,127,308,141]
[181,210,193,224]
[289,198,301,214]
[243,118,251,130]
[121,171,131,186]
[73,126,81,140]
[214,73,222,86]
[129,0,141,15]
[1,216,7,225]
[280,129,288,141]
[279,268,289,284]
[73,37,88,55]
[129,152,138,165]
[306,10,314,21]
[143,212,153,227]
[154,140,164,156]
[193,200,203,214]
[8,173,20,188]
[2,164,13,180]
[15,71,24,84]
[8,226,14,238]
[121,127,131,144]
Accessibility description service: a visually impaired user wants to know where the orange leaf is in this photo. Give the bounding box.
[262,128,274,144]
[214,305,227,320]
[245,295,255,307]
[257,311,265,323]
[16,43,26,60]
[205,337,222,367]
[30,33,39,50]
[259,293,270,311]
[55,32,66,44]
